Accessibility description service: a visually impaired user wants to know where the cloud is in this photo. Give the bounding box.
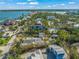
[27,0,32,1]
[29,6,36,8]
[48,5,52,8]
[0,2,5,4]
[60,3,65,6]
[52,5,56,7]
[69,2,75,4]
[29,2,39,5]
[27,0,36,2]
[16,2,27,5]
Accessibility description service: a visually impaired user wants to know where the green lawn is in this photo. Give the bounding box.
[0,37,11,45]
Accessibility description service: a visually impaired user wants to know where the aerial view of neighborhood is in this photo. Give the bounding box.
[0,0,79,59]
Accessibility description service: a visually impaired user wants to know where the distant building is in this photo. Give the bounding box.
[28,49,44,59]
[35,18,42,21]
[48,28,59,33]
[39,33,45,38]
[55,12,66,14]
[0,29,5,32]
[47,16,55,20]
[3,20,16,26]
[51,34,58,38]
[47,45,67,59]
[35,20,42,25]
[26,16,31,19]
[31,12,38,15]
[48,21,54,26]
[30,25,47,32]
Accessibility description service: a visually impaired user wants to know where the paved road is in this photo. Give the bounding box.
[0,26,21,59]
[0,27,25,59]
[0,35,16,59]
[39,50,44,59]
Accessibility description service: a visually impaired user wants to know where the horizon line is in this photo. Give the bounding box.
[0,9,79,11]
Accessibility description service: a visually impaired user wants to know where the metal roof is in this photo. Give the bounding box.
[49,45,65,55]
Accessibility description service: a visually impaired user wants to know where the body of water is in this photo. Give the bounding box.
[0,11,32,22]
[0,9,78,22]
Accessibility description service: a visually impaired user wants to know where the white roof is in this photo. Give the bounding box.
[21,37,42,45]
[27,16,31,18]
[74,24,79,27]
[48,28,59,31]
[30,50,43,59]
[27,37,41,40]
[36,18,42,21]
[52,34,58,37]
[48,28,59,33]
[31,54,41,59]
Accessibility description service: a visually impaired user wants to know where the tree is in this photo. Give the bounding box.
[70,46,79,59]
[57,30,70,41]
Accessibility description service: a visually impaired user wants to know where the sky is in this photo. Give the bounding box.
[0,0,79,10]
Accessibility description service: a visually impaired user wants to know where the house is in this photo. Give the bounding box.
[30,25,47,32]
[35,18,42,21]
[2,33,9,38]
[67,21,76,25]
[55,12,66,14]
[2,31,13,38]
[47,45,67,59]
[35,20,42,25]
[0,29,6,32]
[48,21,54,26]
[47,16,55,20]
[48,28,59,33]
[28,49,44,59]
[51,34,58,38]
[26,16,31,19]
[21,37,45,46]
[39,33,45,38]
[74,24,79,28]
[3,20,16,26]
